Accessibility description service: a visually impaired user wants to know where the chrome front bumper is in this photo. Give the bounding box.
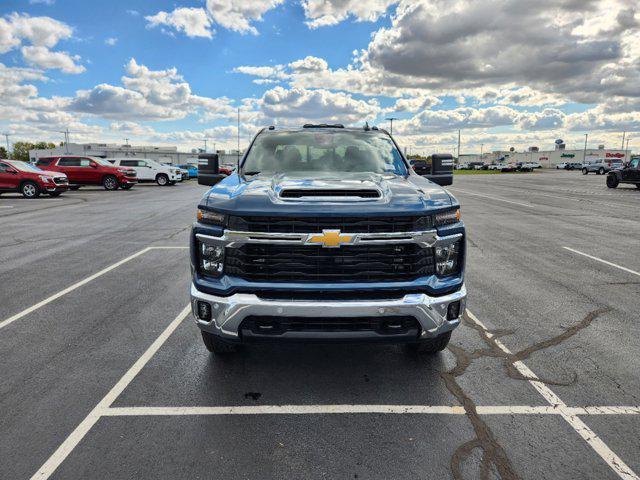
[190,283,466,342]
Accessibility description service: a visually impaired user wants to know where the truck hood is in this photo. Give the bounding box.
[202,172,455,216]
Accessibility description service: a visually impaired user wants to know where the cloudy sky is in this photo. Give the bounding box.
[1,0,639,155]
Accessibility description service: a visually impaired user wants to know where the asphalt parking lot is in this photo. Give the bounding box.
[1,171,639,480]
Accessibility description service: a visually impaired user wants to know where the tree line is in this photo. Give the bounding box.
[0,142,59,162]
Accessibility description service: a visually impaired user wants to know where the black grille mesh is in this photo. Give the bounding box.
[227,215,431,233]
[225,243,435,282]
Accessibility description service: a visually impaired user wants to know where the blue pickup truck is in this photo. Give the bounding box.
[190,125,466,355]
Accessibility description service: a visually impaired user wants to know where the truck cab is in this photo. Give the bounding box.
[190,125,466,356]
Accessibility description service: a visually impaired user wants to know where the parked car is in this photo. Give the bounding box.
[175,163,198,178]
[582,159,624,175]
[191,124,466,355]
[556,162,568,169]
[35,156,136,190]
[606,157,640,189]
[565,162,582,170]
[162,163,188,181]
[219,166,234,176]
[108,158,181,186]
[409,159,430,176]
[0,159,69,198]
[515,162,533,172]
[529,161,542,169]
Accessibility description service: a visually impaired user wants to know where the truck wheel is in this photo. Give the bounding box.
[156,174,169,186]
[201,331,237,354]
[21,181,40,198]
[407,331,452,354]
[606,175,619,189]
[103,175,119,190]
[582,168,588,175]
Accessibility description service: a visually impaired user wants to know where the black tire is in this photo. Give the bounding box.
[120,184,133,190]
[69,186,80,191]
[49,191,63,197]
[201,331,237,354]
[21,181,40,198]
[598,167,605,175]
[606,175,619,189]
[582,168,588,175]
[156,174,169,186]
[103,175,119,190]
[407,331,452,354]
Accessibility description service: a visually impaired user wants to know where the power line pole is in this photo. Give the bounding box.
[2,133,10,154]
[457,129,461,160]
[385,117,398,136]
[125,138,129,146]
[621,131,626,150]
[583,133,588,163]
[237,107,241,164]
[203,138,208,152]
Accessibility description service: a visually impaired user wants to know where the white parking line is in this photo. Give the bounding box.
[0,206,14,208]
[101,405,640,417]
[563,247,640,278]
[466,310,639,480]
[0,246,188,332]
[447,188,534,208]
[29,305,191,480]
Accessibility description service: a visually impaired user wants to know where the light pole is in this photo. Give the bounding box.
[386,117,398,135]
[203,138,208,152]
[480,143,484,161]
[2,133,10,154]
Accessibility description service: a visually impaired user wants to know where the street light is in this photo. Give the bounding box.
[385,117,398,135]
[583,133,588,163]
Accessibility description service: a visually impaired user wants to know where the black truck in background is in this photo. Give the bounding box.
[409,154,454,186]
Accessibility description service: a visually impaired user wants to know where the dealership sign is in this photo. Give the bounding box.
[561,153,575,158]
[606,152,625,158]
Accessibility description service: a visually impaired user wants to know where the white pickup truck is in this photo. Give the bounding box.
[108,158,182,186]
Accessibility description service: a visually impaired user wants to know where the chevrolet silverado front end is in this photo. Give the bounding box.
[190,125,466,355]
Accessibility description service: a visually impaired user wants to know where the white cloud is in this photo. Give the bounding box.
[395,106,520,134]
[109,121,155,136]
[29,0,55,5]
[233,65,287,79]
[288,56,328,73]
[302,0,399,28]
[145,7,214,39]
[259,86,381,125]
[0,12,73,52]
[104,37,117,46]
[391,95,442,113]
[205,0,284,34]
[21,45,85,74]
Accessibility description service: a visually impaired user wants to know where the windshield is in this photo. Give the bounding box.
[92,158,115,167]
[8,161,43,173]
[242,130,408,175]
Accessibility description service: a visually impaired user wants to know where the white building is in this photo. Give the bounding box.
[459,145,631,168]
[28,143,243,168]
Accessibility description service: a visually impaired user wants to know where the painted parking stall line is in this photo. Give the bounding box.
[465,310,640,480]
[29,305,191,480]
[447,187,534,208]
[563,247,640,278]
[0,245,189,332]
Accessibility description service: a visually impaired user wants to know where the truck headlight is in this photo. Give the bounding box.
[435,240,462,275]
[434,208,461,226]
[197,209,226,226]
[199,242,224,276]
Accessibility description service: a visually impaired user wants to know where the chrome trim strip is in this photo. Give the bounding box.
[196,230,462,248]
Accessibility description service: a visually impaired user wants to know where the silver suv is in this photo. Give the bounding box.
[582,158,623,175]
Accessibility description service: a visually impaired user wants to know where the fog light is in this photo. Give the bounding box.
[197,301,212,321]
[435,240,461,275]
[447,301,461,320]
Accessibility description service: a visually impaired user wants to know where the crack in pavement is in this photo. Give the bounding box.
[443,306,611,479]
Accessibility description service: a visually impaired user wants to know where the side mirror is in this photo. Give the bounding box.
[90,162,98,168]
[198,154,224,186]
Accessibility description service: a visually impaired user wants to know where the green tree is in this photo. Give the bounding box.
[33,141,56,150]
[10,142,35,162]
[0,146,7,159]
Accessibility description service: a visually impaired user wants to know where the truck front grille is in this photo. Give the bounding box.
[225,243,435,282]
[240,315,420,335]
[227,215,431,233]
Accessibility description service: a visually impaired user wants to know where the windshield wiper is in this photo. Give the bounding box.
[243,171,261,175]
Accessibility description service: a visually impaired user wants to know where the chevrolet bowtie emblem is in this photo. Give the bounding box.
[307,230,354,248]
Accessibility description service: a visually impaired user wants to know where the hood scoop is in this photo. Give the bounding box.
[279,188,381,200]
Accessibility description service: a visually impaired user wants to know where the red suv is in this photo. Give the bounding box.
[0,159,69,198]
[35,156,137,190]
